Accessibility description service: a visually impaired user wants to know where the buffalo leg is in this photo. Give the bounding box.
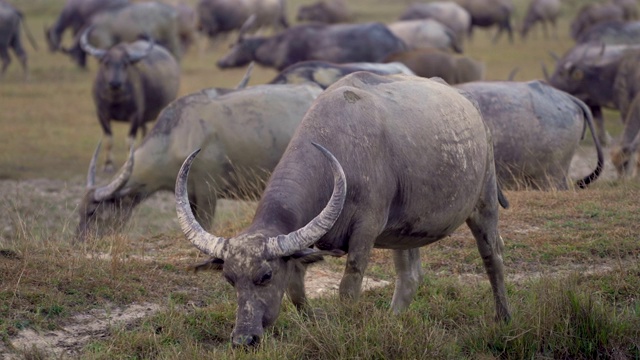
[103,134,115,173]
[390,248,423,313]
[286,262,308,311]
[466,170,510,322]
[0,47,10,76]
[338,216,380,301]
[591,106,611,146]
[10,30,28,80]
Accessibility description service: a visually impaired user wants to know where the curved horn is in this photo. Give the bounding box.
[93,145,134,201]
[86,141,102,188]
[541,62,550,81]
[80,26,107,58]
[548,50,560,62]
[236,61,254,89]
[265,143,347,258]
[127,36,155,63]
[238,14,257,41]
[175,149,228,259]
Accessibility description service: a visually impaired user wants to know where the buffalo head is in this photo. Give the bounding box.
[175,143,347,347]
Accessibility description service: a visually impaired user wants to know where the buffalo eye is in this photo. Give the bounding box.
[571,69,584,80]
[255,270,272,286]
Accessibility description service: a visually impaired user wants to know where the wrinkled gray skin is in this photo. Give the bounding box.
[457,0,514,44]
[81,34,180,173]
[45,0,129,68]
[176,72,510,347]
[613,0,639,20]
[268,60,415,89]
[196,0,288,40]
[0,1,34,79]
[217,22,407,71]
[296,0,352,24]
[570,3,625,41]
[546,43,640,151]
[576,20,640,44]
[388,19,463,53]
[457,80,603,190]
[66,2,183,68]
[76,82,322,242]
[398,1,471,43]
[520,0,560,40]
[385,48,484,84]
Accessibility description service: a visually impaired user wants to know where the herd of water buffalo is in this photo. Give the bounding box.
[3,0,640,348]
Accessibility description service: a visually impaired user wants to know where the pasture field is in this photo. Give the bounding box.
[1,0,639,358]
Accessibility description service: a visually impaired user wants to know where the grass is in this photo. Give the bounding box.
[1,0,640,358]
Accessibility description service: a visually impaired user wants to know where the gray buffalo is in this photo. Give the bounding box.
[384,48,484,84]
[76,82,322,242]
[45,0,129,68]
[546,43,640,177]
[387,19,463,53]
[175,72,510,347]
[457,80,603,190]
[65,2,183,68]
[398,1,471,42]
[268,60,415,88]
[196,0,288,40]
[570,3,625,41]
[457,0,514,43]
[520,0,561,40]
[296,0,352,24]
[0,1,36,79]
[576,20,640,44]
[217,22,407,71]
[80,30,180,173]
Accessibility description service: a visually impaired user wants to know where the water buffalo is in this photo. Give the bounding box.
[268,60,415,88]
[65,2,183,68]
[384,48,484,84]
[0,1,36,79]
[613,0,638,20]
[217,22,407,71]
[570,3,625,41]
[45,0,129,66]
[398,1,471,42]
[576,20,640,44]
[457,80,603,190]
[175,72,510,347]
[196,0,288,40]
[387,19,463,53]
[296,0,352,24]
[76,82,322,242]
[520,0,561,40]
[80,30,180,174]
[457,0,514,43]
[546,43,640,177]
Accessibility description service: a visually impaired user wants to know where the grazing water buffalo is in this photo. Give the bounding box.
[576,20,640,44]
[570,3,625,41]
[196,0,288,40]
[0,1,36,79]
[175,72,510,347]
[268,60,415,88]
[546,43,640,177]
[80,30,180,173]
[45,0,129,63]
[217,22,407,71]
[520,0,561,39]
[398,1,471,42]
[385,48,484,84]
[457,0,514,43]
[457,80,603,190]
[76,82,322,242]
[296,0,352,24]
[387,19,463,53]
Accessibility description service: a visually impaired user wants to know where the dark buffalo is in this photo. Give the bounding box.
[398,1,471,42]
[176,72,510,346]
[520,0,561,40]
[0,1,36,79]
[570,3,625,41]
[546,43,640,177]
[80,30,180,173]
[384,48,484,84]
[387,19,463,53]
[268,60,415,88]
[196,0,288,40]
[457,0,514,43]
[296,0,352,24]
[457,80,603,190]
[76,81,322,242]
[45,0,129,65]
[217,22,407,71]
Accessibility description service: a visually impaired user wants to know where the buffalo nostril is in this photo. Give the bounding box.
[232,334,260,347]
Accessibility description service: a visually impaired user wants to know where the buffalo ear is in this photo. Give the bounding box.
[188,257,224,273]
[290,248,346,265]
